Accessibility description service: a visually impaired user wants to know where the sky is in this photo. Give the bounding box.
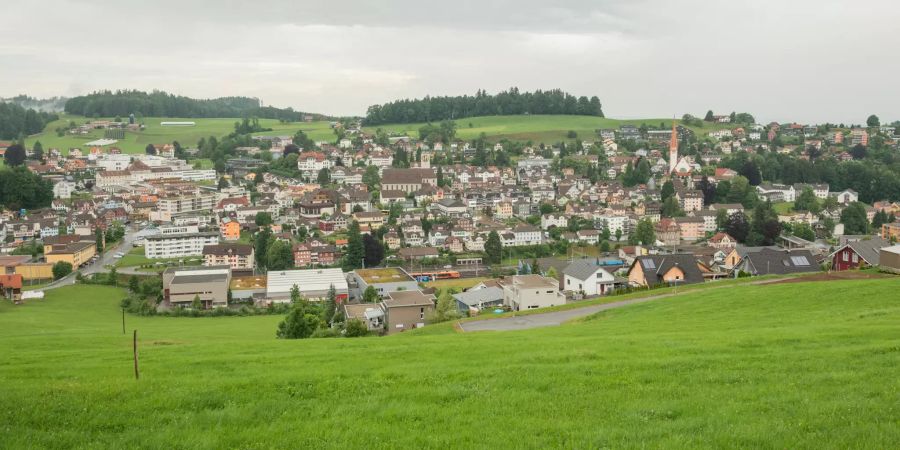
[2,0,898,124]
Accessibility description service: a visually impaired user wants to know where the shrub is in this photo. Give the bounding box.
[51,261,73,280]
[344,319,369,337]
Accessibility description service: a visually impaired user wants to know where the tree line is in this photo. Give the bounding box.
[0,102,59,140]
[364,87,604,125]
[64,90,312,122]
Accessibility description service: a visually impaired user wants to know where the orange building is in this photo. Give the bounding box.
[220,219,241,241]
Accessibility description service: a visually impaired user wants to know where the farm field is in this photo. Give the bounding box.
[1,277,898,448]
[23,114,336,155]
[364,114,736,143]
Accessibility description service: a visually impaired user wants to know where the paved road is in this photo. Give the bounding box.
[458,292,677,332]
[458,278,789,332]
[39,226,142,291]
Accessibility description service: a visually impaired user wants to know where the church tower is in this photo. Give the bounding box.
[668,120,678,174]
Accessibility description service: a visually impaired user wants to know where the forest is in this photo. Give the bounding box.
[0,102,59,140]
[64,90,311,122]
[364,87,603,125]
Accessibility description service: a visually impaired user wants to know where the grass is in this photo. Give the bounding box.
[423,277,490,291]
[363,114,736,144]
[1,277,899,448]
[24,114,336,155]
[773,201,795,215]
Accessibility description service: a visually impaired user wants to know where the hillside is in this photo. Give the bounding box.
[363,114,736,143]
[23,115,336,155]
[1,278,898,448]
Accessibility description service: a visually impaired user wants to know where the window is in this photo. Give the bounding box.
[641,259,656,269]
[790,256,810,266]
[852,253,858,263]
[842,252,849,262]
[420,307,425,319]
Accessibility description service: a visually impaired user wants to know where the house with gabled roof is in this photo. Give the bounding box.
[627,254,706,287]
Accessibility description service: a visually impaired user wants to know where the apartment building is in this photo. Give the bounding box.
[144,232,219,259]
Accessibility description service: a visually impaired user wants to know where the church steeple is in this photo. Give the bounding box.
[668,119,678,174]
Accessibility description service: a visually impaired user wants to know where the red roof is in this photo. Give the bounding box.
[0,274,23,289]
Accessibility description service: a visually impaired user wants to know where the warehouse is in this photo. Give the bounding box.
[266,268,349,303]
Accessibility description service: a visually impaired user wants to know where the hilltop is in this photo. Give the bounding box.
[1,278,898,448]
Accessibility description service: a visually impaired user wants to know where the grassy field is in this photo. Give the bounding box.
[1,278,898,448]
[774,201,795,215]
[24,114,336,155]
[364,114,735,143]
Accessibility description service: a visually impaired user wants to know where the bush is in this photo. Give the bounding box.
[311,327,341,338]
[51,261,73,280]
[344,319,369,337]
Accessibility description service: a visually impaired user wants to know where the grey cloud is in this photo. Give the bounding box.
[1,0,899,123]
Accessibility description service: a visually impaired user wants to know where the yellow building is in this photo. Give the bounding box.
[45,242,97,268]
[15,263,53,281]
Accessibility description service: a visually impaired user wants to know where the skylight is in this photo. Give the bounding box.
[790,256,810,266]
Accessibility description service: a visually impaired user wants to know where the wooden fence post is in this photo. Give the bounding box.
[133,329,139,380]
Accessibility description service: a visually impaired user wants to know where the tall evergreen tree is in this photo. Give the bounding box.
[343,220,365,271]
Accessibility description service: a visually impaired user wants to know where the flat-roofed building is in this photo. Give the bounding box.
[381,290,435,334]
[500,274,566,311]
[349,267,419,300]
[162,266,231,309]
[145,232,219,259]
[265,268,349,303]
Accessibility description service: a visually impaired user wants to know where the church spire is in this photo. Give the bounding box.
[669,119,678,174]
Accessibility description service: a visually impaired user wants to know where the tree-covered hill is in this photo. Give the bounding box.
[364,87,603,125]
[64,90,322,122]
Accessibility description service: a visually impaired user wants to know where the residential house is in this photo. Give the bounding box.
[734,247,819,276]
[452,287,504,314]
[829,237,888,271]
[627,254,705,287]
[381,290,436,334]
[562,259,616,296]
[202,243,255,274]
[500,274,565,311]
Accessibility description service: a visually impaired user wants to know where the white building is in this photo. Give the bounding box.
[144,232,219,259]
[501,275,566,310]
[53,181,75,199]
[541,214,568,230]
[265,268,349,302]
[562,260,616,296]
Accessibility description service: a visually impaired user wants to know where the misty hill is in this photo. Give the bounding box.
[2,95,68,113]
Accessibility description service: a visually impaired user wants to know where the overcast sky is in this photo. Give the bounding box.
[2,0,897,124]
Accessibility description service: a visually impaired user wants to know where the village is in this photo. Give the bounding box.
[2,114,900,335]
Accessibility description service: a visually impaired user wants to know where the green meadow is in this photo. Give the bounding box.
[1,277,898,448]
[20,114,737,154]
[23,115,336,155]
[363,114,735,143]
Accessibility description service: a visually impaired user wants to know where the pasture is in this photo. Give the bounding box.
[1,277,898,448]
[24,115,336,155]
[364,114,735,143]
